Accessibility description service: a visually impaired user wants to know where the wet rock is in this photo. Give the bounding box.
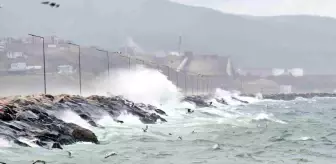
[231,97,248,104]
[155,109,167,116]
[88,120,98,127]
[70,124,99,144]
[34,140,48,147]
[44,94,55,101]
[216,98,228,105]
[79,113,90,120]
[35,131,60,142]
[0,112,14,121]
[57,135,75,145]
[0,94,169,148]
[114,119,124,124]
[13,139,30,147]
[183,96,211,107]
[16,110,39,121]
[51,142,63,150]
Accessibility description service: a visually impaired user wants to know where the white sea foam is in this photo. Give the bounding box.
[0,137,11,148]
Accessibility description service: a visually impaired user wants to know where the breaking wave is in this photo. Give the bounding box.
[53,66,285,141]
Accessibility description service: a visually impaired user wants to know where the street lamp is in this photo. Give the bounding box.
[197,74,201,95]
[29,34,46,94]
[184,71,187,95]
[120,55,131,71]
[95,48,109,79]
[176,71,179,89]
[166,65,170,81]
[206,76,209,93]
[191,74,194,95]
[68,42,82,95]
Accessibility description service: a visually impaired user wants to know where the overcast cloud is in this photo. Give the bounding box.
[170,0,336,17]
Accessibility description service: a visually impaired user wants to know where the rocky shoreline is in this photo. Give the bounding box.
[0,94,168,149]
[1,92,334,149]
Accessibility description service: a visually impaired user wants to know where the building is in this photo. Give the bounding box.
[152,51,235,77]
[6,51,26,59]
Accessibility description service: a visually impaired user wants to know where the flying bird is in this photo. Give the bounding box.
[142,125,148,132]
[49,2,56,7]
[104,152,117,159]
[41,1,60,8]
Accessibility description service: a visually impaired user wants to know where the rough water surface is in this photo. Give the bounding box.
[1,94,335,164]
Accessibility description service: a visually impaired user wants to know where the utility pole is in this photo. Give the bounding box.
[184,71,187,95]
[178,35,182,56]
[95,48,109,80]
[68,42,82,95]
[29,34,46,95]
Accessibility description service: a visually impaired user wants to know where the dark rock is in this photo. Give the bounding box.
[57,135,75,145]
[0,94,170,149]
[13,139,31,147]
[0,112,14,121]
[34,140,48,147]
[51,142,63,150]
[16,110,39,121]
[183,96,211,107]
[70,124,99,144]
[44,94,55,101]
[216,98,228,105]
[35,131,60,142]
[115,120,124,124]
[88,120,98,127]
[231,97,248,104]
[155,109,167,116]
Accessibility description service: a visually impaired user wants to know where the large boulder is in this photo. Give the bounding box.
[69,123,99,144]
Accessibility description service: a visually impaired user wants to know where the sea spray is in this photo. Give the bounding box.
[92,65,182,106]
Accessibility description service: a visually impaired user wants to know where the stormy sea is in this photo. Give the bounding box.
[0,67,335,164]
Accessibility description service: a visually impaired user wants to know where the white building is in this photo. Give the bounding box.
[6,52,25,59]
[288,68,304,77]
[57,65,75,75]
[272,68,285,76]
[8,62,27,71]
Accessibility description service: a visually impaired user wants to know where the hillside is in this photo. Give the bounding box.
[1,0,336,73]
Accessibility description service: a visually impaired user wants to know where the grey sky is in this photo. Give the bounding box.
[170,0,336,17]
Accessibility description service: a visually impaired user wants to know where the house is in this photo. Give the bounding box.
[57,65,75,75]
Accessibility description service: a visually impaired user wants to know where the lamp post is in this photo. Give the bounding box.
[184,71,187,95]
[29,34,46,94]
[120,55,131,71]
[206,76,209,93]
[95,48,109,79]
[176,71,179,89]
[166,65,170,81]
[68,42,82,95]
[191,74,194,95]
[197,74,201,95]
